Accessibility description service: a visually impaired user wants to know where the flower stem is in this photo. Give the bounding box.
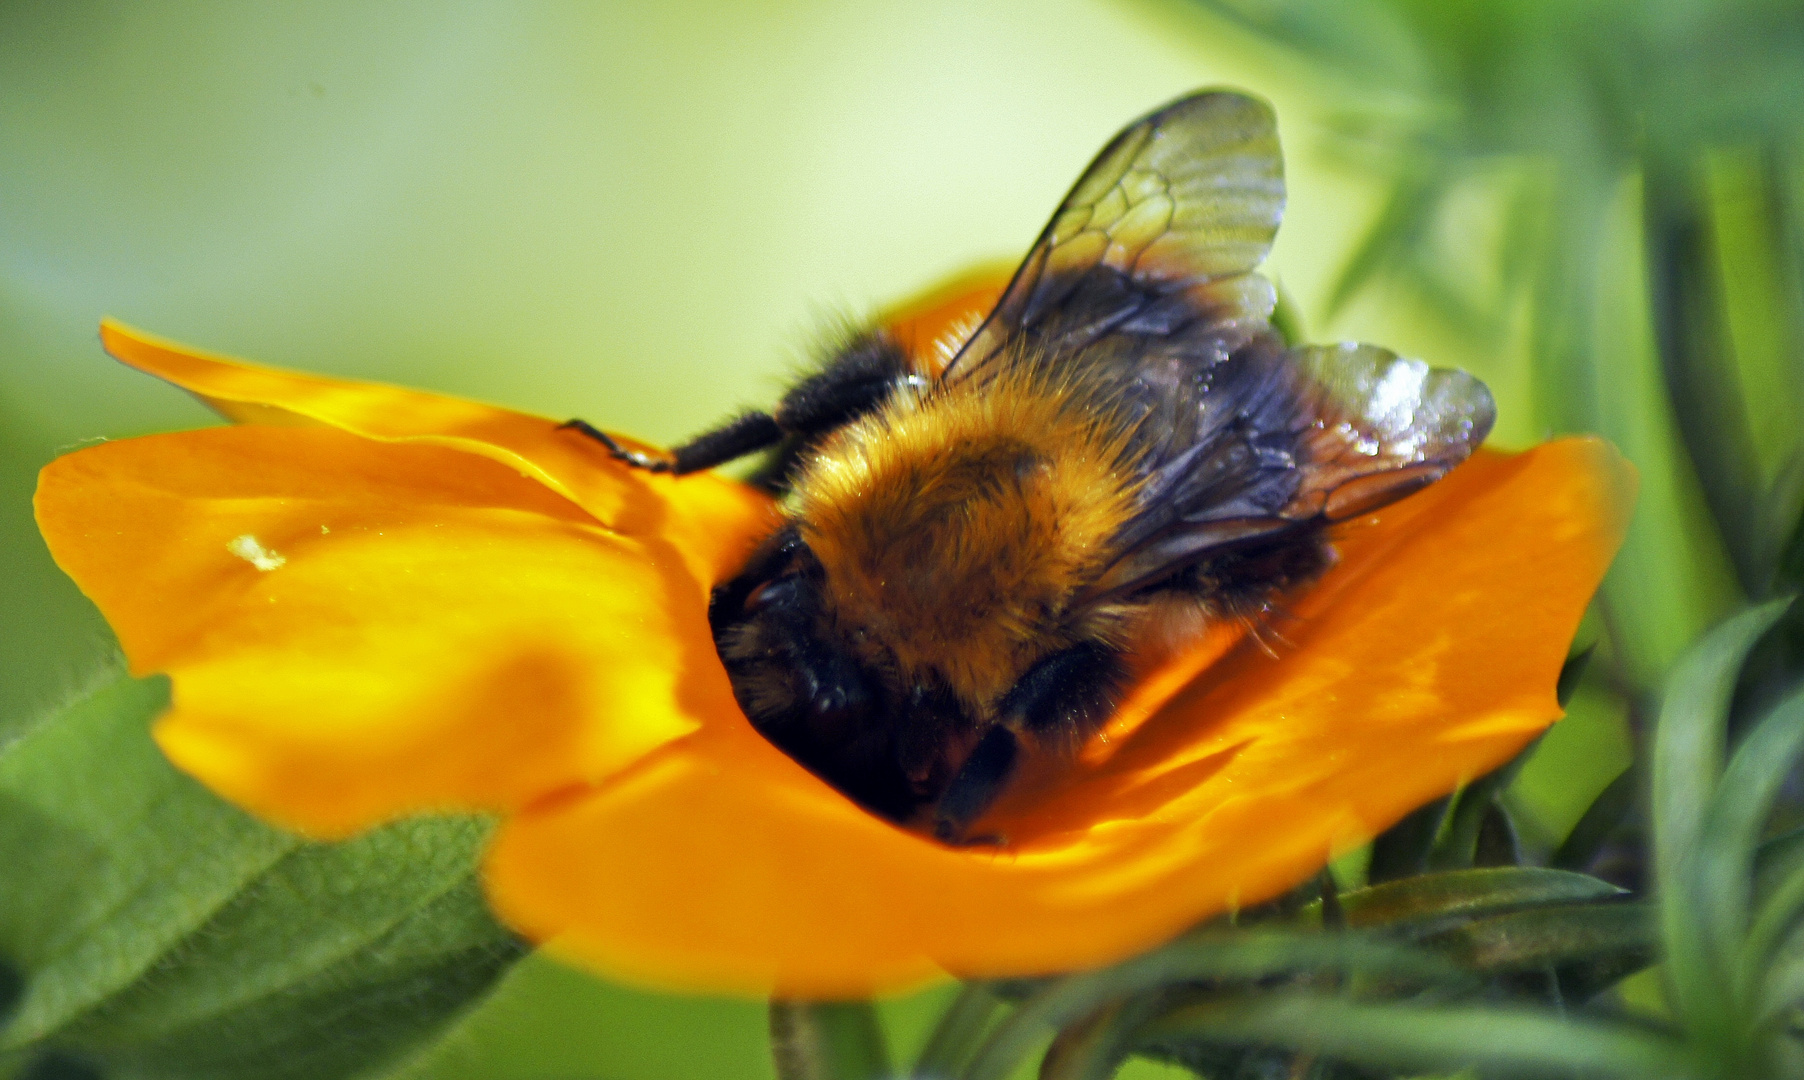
[769,1000,890,1080]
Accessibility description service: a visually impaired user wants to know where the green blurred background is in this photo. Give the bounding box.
[0,0,1556,724]
[7,1,1791,1077]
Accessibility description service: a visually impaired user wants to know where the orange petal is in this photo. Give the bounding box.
[98,319,776,587]
[35,424,740,838]
[484,438,1634,997]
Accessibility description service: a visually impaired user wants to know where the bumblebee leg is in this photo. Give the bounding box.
[562,331,911,477]
[556,419,672,471]
[996,641,1127,741]
[932,643,1126,843]
[559,412,784,474]
[933,726,1020,843]
[665,411,786,473]
[744,333,912,491]
[772,331,913,435]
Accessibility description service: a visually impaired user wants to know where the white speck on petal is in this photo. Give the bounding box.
[320,524,331,534]
[227,534,286,571]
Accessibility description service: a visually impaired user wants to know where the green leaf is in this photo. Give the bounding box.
[1471,802,1522,869]
[1323,164,1449,321]
[1551,768,1636,872]
[1754,826,1804,905]
[1652,600,1791,1034]
[958,932,1466,1080]
[1269,279,1306,348]
[0,673,526,1080]
[1428,765,1524,872]
[1754,931,1804,1031]
[1747,854,1804,1028]
[1302,868,1624,932]
[1366,796,1452,884]
[1701,689,1804,1009]
[912,983,1002,1079]
[1555,646,1596,710]
[1034,994,1163,1080]
[1643,149,1768,595]
[1591,178,1747,688]
[1188,0,1423,87]
[768,1001,889,1080]
[1418,902,1654,990]
[1132,993,1692,1080]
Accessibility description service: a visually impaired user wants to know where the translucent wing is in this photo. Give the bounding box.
[1286,342,1497,519]
[931,88,1493,601]
[1086,336,1497,599]
[944,90,1285,382]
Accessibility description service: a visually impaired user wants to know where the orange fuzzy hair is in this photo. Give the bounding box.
[791,367,1143,714]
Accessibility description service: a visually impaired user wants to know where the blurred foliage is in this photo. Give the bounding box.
[0,0,1332,732]
[1190,0,1804,689]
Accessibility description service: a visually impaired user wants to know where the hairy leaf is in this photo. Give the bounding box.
[0,674,525,1080]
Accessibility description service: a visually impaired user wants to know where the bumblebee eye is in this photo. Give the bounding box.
[745,576,799,613]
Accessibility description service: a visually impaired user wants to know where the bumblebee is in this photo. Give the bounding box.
[565,90,1494,841]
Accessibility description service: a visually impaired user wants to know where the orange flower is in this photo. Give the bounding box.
[35,286,1633,999]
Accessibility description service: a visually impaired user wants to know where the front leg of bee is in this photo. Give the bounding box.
[559,413,782,475]
[933,725,1019,844]
[933,641,1127,843]
[561,329,912,475]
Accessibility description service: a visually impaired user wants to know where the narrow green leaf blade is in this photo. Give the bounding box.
[1133,993,1692,1079]
[1551,768,1636,871]
[1036,994,1163,1080]
[958,932,1464,1080]
[1652,599,1791,1030]
[1755,826,1804,904]
[769,1001,889,1080]
[1643,150,1767,594]
[1366,796,1452,884]
[912,983,1002,1079]
[1755,929,1804,1030]
[1704,689,1804,1007]
[1309,867,1624,931]
[1747,854,1804,1024]
[1420,902,1654,983]
[0,673,526,1080]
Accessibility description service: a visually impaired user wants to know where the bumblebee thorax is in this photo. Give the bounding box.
[789,377,1138,708]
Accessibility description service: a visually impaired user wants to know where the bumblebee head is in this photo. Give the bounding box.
[712,536,972,821]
